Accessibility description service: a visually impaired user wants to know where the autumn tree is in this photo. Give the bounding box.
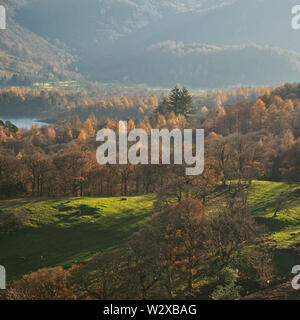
[191,164,220,204]
[138,198,208,297]
[250,99,267,131]
[5,267,76,300]
[208,193,261,268]
[70,251,125,300]
[53,146,94,196]
[23,153,51,197]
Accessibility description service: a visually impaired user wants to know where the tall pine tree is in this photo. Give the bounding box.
[156,86,194,117]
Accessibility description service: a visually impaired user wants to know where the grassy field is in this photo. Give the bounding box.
[0,181,299,283]
[33,81,81,91]
[0,195,155,281]
[248,181,300,247]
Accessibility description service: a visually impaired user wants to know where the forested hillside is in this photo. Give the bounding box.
[0,0,300,302]
[0,0,80,83]
[0,83,299,300]
[0,85,267,119]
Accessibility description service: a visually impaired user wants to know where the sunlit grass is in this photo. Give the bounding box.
[248,181,300,247]
[0,195,155,281]
[1,181,299,282]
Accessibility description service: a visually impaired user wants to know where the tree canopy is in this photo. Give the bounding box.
[157,86,194,117]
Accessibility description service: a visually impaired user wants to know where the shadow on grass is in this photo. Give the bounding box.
[57,204,100,216]
[251,186,300,217]
[0,211,148,281]
[273,249,300,275]
[255,216,289,232]
[251,201,274,216]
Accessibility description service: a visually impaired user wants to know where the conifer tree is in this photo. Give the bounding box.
[156,86,194,117]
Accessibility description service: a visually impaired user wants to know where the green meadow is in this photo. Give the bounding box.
[0,195,155,281]
[0,181,299,282]
[248,181,300,247]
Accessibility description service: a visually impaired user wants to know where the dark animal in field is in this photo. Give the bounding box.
[121,198,127,201]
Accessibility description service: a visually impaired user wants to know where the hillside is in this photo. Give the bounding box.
[0,0,295,88]
[0,0,80,82]
[249,181,300,248]
[0,195,155,281]
[15,0,223,49]
[12,0,300,88]
[1,181,299,284]
[95,42,300,88]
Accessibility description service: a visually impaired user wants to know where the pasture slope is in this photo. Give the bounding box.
[0,195,155,281]
[0,181,299,296]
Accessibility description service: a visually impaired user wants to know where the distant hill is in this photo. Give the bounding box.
[78,0,300,88]
[3,0,300,88]
[0,0,80,82]
[87,42,300,88]
[15,0,223,50]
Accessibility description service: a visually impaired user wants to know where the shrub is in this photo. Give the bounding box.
[4,267,76,300]
[211,268,242,300]
[0,210,28,233]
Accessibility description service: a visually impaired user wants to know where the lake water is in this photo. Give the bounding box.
[0,118,48,128]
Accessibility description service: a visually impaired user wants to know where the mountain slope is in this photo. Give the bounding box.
[0,0,78,81]
[16,0,224,50]
[5,0,300,88]
[93,42,300,88]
